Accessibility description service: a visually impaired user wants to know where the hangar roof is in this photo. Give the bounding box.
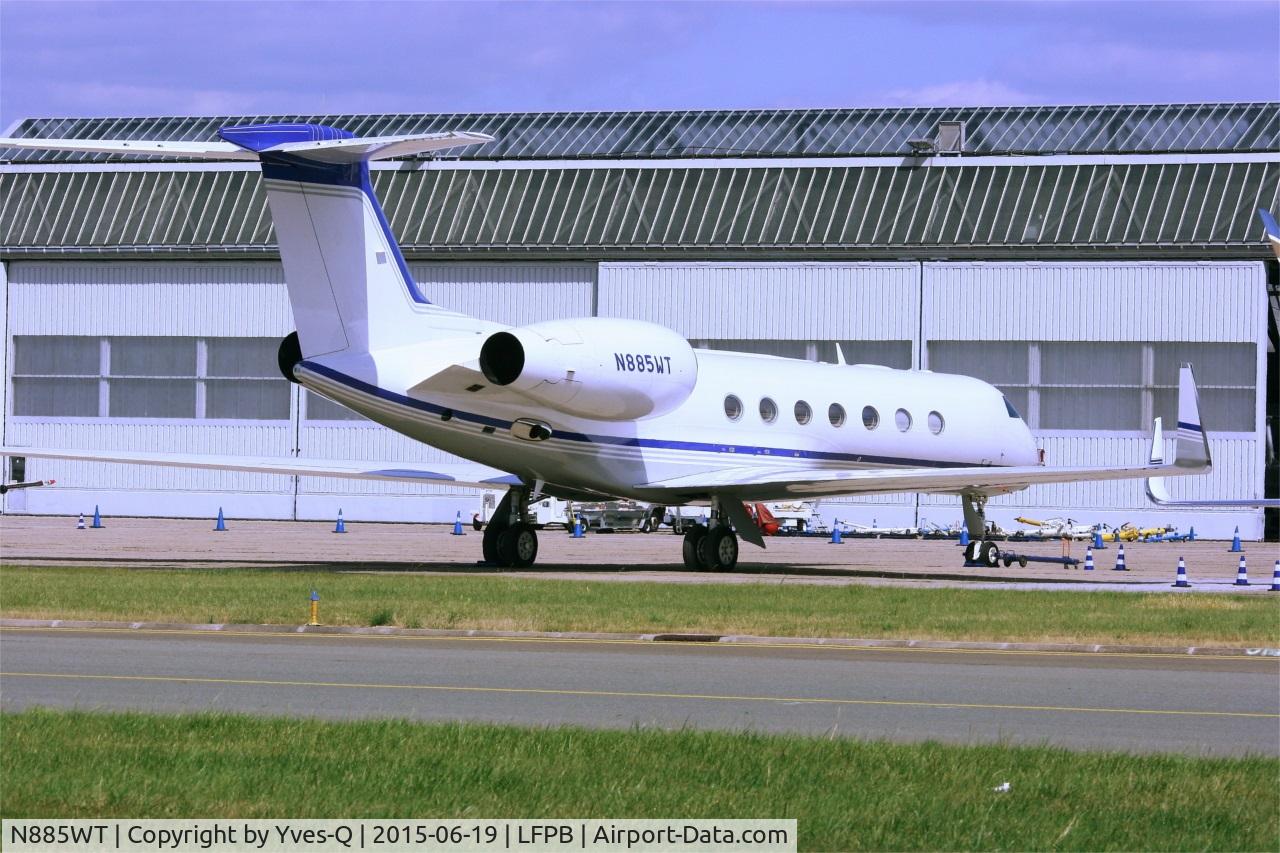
[5,161,1276,258]
[3,102,1277,162]
[2,103,1278,259]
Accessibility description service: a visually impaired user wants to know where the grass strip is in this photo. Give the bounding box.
[2,564,1277,647]
[2,709,1276,851]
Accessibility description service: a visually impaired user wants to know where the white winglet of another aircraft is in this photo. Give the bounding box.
[1142,209,1278,509]
[0,123,1224,570]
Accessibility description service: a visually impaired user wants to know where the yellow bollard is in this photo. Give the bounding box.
[308,589,320,626]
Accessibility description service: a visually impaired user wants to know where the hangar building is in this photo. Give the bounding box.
[2,103,1277,538]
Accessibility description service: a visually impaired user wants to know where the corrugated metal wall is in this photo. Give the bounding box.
[917,261,1267,537]
[921,261,1265,343]
[598,262,917,341]
[1,258,1268,536]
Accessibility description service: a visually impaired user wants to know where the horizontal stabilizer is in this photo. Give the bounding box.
[268,131,494,163]
[0,130,493,163]
[0,137,258,160]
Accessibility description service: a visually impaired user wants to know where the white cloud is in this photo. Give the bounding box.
[882,79,1044,107]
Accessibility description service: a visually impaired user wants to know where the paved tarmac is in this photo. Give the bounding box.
[2,516,1274,592]
[2,627,1276,756]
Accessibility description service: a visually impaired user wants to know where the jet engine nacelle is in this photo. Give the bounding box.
[478,318,698,420]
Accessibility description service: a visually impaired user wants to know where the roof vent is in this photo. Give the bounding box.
[935,121,965,155]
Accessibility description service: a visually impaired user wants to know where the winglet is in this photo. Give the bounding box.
[1173,364,1211,471]
[1259,209,1280,260]
[1145,417,1174,503]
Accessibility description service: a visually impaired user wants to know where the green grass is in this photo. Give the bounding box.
[2,710,1275,851]
[2,564,1277,646]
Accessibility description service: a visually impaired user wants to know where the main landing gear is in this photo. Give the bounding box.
[481,488,540,568]
[680,500,740,572]
[960,492,1000,567]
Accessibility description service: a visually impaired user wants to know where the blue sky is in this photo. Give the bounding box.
[1,0,1275,128]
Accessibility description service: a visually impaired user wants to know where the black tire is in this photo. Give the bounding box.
[682,524,708,570]
[700,527,738,572]
[964,540,981,563]
[980,540,999,567]
[497,524,539,568]
[482,523,503,564]
[1018,556,1029,568]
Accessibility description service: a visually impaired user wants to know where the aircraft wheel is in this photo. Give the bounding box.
[963,540,981,563]
[482,522,503,564]
[498,524,539,568]
[681,524,707,570]
[980,540,1000,567]
[699,527,738,572]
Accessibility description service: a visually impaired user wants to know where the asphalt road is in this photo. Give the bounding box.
[2,628,1277,757]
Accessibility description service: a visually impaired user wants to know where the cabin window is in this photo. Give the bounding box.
[862,406,879,429]
[895,408,913,431]
[828,403,846,427]
[928,411,945,434]
[759,397,778,423]
[724,394,743,421]
[794,400,812,425]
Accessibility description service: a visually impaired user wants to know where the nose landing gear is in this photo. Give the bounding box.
[961,493,999,567]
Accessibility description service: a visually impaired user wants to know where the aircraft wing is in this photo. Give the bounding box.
[644,458,1200,501]
[644,365,1212,500]
[0,447,518,489]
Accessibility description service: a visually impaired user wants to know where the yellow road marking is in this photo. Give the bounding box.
[2,670,1275,719]
[2,625,1275,663]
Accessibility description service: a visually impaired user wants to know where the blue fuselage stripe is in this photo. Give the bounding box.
[299,361,983,470]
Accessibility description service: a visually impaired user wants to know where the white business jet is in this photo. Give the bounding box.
[0,124,1214,570]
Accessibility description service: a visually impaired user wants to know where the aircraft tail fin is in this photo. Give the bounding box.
[1,125,498,359]
[219,124,495,357]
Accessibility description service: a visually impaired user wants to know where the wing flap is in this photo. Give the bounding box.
[0,447,514,489]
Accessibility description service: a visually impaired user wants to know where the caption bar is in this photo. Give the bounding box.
[3,819,796,853]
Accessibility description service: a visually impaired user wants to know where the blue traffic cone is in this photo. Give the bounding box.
[958,527,970,547]
[1092,529,1106,549]
[1229,527,1242,552]
[452,511,465,536]
[334,509,346,534]
[76,513,86,530]
[1112,543,1128,571]
[829,520,842,544]
[91,505,103,529]
[1172,556,1190,588]
[1083,547,1094,571]
[1234,555,1249,586]
[1269,560,1279,592]
[214,507,227,531]
[1188,526,1196,542]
